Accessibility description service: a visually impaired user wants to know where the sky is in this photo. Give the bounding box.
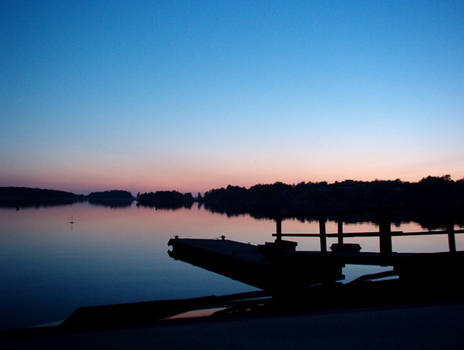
[1,0,463,194]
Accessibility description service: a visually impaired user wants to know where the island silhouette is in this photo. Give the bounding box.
[88,190,134,208]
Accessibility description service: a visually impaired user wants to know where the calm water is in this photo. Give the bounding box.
[1,203,463,329]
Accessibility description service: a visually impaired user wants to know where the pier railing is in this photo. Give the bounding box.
[272,219,464,254]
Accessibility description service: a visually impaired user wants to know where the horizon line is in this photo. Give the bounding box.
[1,174,461,196]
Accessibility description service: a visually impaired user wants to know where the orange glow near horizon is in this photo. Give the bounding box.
[1,167,464,195]
[1,152,463,194]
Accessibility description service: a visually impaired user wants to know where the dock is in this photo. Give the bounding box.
[168,219,464,292]
[168,237,344,291]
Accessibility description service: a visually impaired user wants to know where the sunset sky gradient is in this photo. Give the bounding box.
[1,1,463,194]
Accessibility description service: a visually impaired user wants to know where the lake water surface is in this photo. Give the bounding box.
[1,203,463,329]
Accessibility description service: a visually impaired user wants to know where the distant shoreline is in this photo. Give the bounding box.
[2,175,464,228]
[0,187,134,208]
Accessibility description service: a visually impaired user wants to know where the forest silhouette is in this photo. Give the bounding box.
[1,175,463,227]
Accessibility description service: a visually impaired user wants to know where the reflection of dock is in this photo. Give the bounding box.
[168,219,464,292]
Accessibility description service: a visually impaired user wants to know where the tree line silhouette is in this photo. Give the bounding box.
[88,190,134,207]
[0,188,133,208]
[0,187,85,208]
[136,191,194,209]
[1,176,463,227]
[201,176,464,227]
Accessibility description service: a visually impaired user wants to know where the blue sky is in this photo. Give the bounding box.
[1,0,463,193]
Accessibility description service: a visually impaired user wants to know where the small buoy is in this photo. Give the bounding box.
[221,235,225,240]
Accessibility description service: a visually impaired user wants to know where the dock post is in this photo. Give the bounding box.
[337,221,344,245]
[448,223,456,253]
[275,218,282,243]
[379,220,392,256]
[319,218,327,253]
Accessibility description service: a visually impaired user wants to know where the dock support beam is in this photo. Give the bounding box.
[448,224,456,253]
[275,218,282,243]
[338,221,344,245]
[319,218,327,253]
[379,220,392,256]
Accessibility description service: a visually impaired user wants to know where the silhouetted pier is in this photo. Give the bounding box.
[168,237,344,291]
[273,218,463,255]
[169,219,464,292]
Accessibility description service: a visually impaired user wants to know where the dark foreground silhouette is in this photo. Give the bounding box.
[4,303,464,349]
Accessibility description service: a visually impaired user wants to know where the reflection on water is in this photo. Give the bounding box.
[0,203,463,329]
